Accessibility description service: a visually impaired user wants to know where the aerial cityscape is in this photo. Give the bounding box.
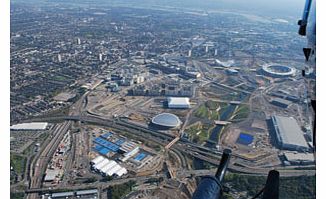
[10,0,316,198]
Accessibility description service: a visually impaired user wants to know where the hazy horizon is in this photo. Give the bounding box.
[11,0,306,18]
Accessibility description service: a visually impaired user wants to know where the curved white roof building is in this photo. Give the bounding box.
[151,113,182,128]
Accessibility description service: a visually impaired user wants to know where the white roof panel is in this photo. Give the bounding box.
[116,167,128,176]
[101,161,117,173]
[95,159,109,170]
[272,115,309,149]
[106,164,121,176]
[10,122,48,130]
[76,189,98,195]
[168,97,190,106]
[91,156,104,165]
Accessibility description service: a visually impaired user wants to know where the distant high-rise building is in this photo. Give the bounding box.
[99,53,103,61]
[205,45,209,53]
[188,49,192,57]
[77,38,81,45]
[58,54,62,63]
[214,49,218,56]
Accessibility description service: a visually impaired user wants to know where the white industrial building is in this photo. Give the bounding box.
[120,141,140,162]
[283,152,315,165]
[44,169,60,182]
[76,189,98,198]
[45,189,98,199]
[271,115,309,151]
[101,161,117,174]
[93,158,110,172]
[10,122,48,130]
[51,191,74,199]
[90,156,105,165]
[167,97,191,109]
[90,156,127,177]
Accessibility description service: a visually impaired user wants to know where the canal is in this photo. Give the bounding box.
[193,92,248,169]
[205,92,248,148]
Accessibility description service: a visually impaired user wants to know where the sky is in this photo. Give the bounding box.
[216,0,306,16]
[11,0,306,18]
[100,0,307,18]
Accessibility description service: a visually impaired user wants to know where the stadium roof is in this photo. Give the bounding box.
[10,122,48,130]
[272,115,309,149]
[262,64,296,76]
[167,97,190,108]
[152,113,181,128]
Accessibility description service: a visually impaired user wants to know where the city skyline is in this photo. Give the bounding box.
[8,0,316,198]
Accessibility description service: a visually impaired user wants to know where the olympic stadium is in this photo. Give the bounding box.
[262,64,296,78]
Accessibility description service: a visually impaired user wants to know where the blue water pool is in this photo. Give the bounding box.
[237,133,254,145]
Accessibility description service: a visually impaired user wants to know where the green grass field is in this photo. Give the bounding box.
[10,153,26,175]
[194,100,227,120]
[10,193,24,199]
[186,123,213,144]
[231,104,250,121]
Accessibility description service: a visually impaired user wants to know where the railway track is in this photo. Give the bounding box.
[26,121,72,199]
[27,115,316,177]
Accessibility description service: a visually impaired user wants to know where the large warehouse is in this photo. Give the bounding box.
[10,122,48,130]
[90,156,127,177]
[271,115,309,151]
[167,97,191,109]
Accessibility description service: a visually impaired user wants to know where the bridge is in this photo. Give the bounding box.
[214,120,231,125]
[211,82,251,95]
[165,136,180,149]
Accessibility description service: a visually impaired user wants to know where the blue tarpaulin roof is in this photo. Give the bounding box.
[99,148,110,155]
[93,144,111,155]
[134,153,146,161]
[94,137,119,152]
[100,132,113,139]
[115,139,125,146]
